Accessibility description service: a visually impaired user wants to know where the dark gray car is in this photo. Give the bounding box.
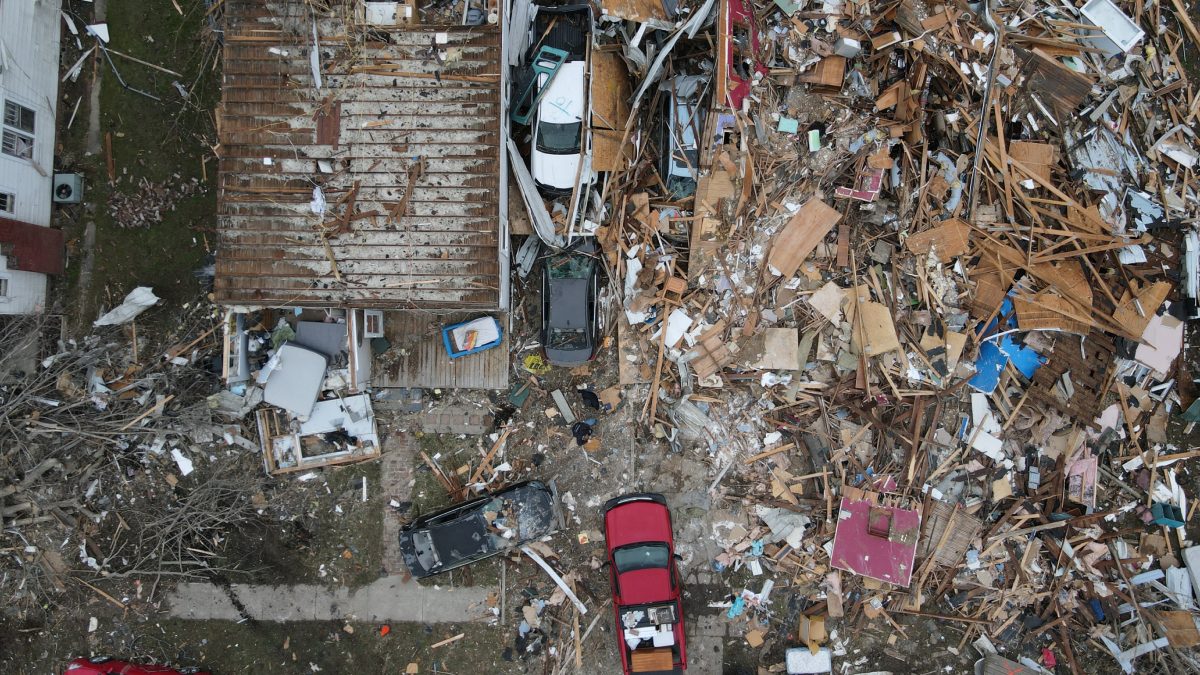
[398,481,559,578]
[541,238,600,366]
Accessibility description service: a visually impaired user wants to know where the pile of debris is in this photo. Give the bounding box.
[0,300,272,614]
[507,0,1200,670]
[107,175,205,229]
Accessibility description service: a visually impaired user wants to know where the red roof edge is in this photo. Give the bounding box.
[0,216,65,275]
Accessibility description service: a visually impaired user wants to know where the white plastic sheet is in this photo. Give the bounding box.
[93,287,159,326]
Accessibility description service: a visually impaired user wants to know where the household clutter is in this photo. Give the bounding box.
[506,0,1200,670]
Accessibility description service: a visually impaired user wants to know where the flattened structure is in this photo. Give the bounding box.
[216,0,507,310]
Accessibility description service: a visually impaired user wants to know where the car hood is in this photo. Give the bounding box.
[617,568,673,605]
[532,149,581,191]
[605,500,672,549]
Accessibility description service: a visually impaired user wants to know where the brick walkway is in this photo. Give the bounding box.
[418,405,492,435]
[381,432,416,575]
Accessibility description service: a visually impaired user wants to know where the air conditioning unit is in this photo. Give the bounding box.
[52,173,84,204]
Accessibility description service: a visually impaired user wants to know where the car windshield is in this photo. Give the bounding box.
[536,121,582,154]
[614,543,670,573]
[547,327,588,350]
[547,254,594,279]
[412,530,439,570]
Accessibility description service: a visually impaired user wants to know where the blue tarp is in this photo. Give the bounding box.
[968,297,1046,393]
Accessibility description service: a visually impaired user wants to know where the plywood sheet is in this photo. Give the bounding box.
[689,169,737,280]
[905,218,969,262]
[591,51,631,129]
[592,129,634,173]
[599,0,668,23]
[797,56,846,87]
[630,647,674,672]
[1013,291,1092,335]
[590,51,634,172]
[852,301,900,356]
[1113,281,1171,337]
[742,328,800,370]
[1008,141,1057,183]
[1161,611,1200,648]
[767,198,842,279]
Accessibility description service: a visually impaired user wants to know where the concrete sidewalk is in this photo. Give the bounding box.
[167,577,495,623]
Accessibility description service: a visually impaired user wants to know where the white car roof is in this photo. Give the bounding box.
[538,60,587,126]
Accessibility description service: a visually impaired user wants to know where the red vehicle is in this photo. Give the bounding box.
[715,0,767,109]
[65,657,209,675]
[603,493,687,675]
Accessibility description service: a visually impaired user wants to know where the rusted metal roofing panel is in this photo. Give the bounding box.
[215,0,504,310]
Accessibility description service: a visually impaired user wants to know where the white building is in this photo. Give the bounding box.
[0,0,64,314]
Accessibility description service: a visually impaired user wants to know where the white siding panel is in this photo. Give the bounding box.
[0,256,47,315]
[0,0,63,227]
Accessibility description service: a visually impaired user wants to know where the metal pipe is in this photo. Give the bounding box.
[967,0,1004,222]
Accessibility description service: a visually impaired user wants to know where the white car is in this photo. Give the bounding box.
[531,60,587,196]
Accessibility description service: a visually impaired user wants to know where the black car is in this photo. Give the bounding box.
[398,481,560,578]
[541,238,601,366]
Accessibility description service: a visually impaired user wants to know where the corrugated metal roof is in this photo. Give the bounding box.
[215,0,505,310]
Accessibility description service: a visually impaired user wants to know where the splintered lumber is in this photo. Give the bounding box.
[744,443,796,463]
[421,451,460,496]
[430,633,465,648]
[520,545,587,615]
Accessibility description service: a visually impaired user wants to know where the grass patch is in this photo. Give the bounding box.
[3,617,522,675]
[64,0,220,332]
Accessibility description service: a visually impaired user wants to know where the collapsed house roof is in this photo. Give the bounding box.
[214,0,508,310]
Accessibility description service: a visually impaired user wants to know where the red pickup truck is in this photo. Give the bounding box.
[603,493,687,675]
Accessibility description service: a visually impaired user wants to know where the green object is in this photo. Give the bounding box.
[508,381,533,408]
[270,320,296,349]
[774,0,801,14]
[370,336,391,355]
[808,129,822,152]
[1151,502,1185,528]
[778,117,799,134]
[510,46,570,125]
[1181,397,1200,422]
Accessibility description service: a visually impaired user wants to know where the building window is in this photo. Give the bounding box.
[0,279,9,298]
[0,192,12,214]
[2,101,35,160]
[4,101,35,133]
